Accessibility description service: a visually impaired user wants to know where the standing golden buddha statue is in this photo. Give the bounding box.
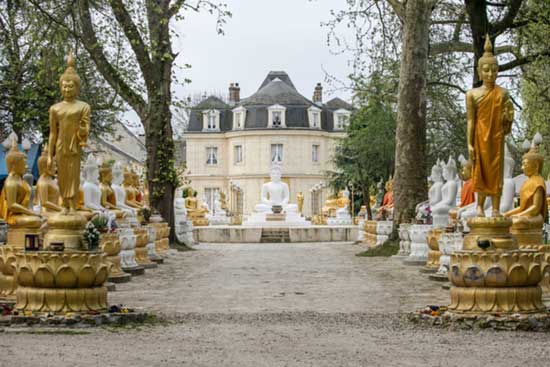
[467,35,514,217]
[297,192,304,215]
[44,53,90,249]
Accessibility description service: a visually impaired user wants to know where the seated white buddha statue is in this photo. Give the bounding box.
[431,156,459,227]
[111,161,138,221]
[82,156,105,213]
[415,162,444,219]
[254,164,297,213]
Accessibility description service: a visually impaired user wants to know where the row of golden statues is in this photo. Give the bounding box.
[0,54,167,314]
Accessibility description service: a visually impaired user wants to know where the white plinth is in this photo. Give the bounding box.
[244,211,311,227]
[406,224,432,261]
[436,232,463,275]
[397,223,412,256]
[119,228,140,269]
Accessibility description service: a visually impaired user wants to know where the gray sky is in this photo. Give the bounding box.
[173,0,352,103]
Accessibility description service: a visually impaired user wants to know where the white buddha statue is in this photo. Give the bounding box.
[254,163,297,213]
[431,156,459,227]
[415,163,444,219]
[82,155,105,212]
[112,161,138,223]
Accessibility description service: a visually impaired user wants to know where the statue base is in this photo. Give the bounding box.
[266,213,286,221]
[7,227,41,249]
[100,233,130,283]
[0,245,19,299]
[426,228,443,268]
[15,251,109,313]
[44,212,87,250]
[463,216,516,250]
[192,218,209,226]
[448,249,545,314]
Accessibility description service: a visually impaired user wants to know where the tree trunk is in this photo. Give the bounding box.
[465,0,490,87]
[393,0,433,227]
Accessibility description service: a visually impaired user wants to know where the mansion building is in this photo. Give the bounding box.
[184,71,352,217]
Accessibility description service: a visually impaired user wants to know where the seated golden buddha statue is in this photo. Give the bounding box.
[220,192,228,211]
[322,194,339,217]
[0,140,42,247]
[132,171,145,206]
[123,167,142,209]
[184,188,209,225]
[376,178,394,220]
[504,137,546,245]
[36,144,62,217]
[99,162,125,219]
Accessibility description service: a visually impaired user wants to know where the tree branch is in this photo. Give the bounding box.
[385,0,404,21]
[427,81,466,94]
[499,50,550,72]
[78,0,147,118]
[493,0,525,34]
[109,0,153,91]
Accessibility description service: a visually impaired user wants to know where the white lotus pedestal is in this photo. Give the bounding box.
[244,210,311,227]
[429,232,463,282]
[403,224,432,265]
[119,228,145,276]
[393,223,412,259]
[146,225,163,264]
[327,211,353,225]
[357,219,365,242]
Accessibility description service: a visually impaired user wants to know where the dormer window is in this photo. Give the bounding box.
[308,105,322,129]
[268,104,286,128]
[232,106,246,130]
[333,109,351,130]
[202,109,220,131]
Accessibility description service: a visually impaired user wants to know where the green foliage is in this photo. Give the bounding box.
[330,68,397,205]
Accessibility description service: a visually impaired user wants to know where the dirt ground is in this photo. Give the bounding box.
[2,242,550,367]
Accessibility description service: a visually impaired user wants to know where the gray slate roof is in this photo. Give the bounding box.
[186,71,352,133]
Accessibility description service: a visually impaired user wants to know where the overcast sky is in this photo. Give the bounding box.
[172,0,353,102]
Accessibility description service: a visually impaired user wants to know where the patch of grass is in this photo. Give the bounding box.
[9,329,92,335]
[356,239,399,257]
[171,242,195,251]
[102,314,169,333]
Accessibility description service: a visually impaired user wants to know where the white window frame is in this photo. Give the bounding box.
[232,106,246,130]
[202,109,220,131]
[206,146,218,165]
[271,143,284,163]
[308,105,322,129]
[234,144,243,165]
[268,104,287,128]
[312,144,320,163]
[333,109,351,131]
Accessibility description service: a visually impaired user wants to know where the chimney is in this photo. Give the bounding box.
[313,82,323,104]
[229,82,240,105]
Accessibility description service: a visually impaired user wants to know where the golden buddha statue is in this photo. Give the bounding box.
[322,194,339,217]
[123,167,142,209]
[132,171,144,206]
[375,178,394,220]
[297,192,304,214]
[98,161,125,219]
[220,192,228,211]
[504,137,546,245]
[184,189,209,226]
[47,53,90,214]
[36,144,63,216]
[0,140,42,247]
[467,35,514,217]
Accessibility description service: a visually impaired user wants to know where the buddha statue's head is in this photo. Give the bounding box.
[59,53,81,100]
[38,144,56,177]
[123,167,133,186]
[132,171,141,189]
[385,177,393,192]
[522,137,544,177]
[430,164,443,183]
[112,162,124,185]
[99,161,113,185]
[270,164,282,183]
[6,139,27,177]
[477,35,498,86]
[83,155,99,184]
[443,156,457,181]
[459,159,472,180]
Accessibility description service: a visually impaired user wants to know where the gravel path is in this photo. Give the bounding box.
[2,242,550,367]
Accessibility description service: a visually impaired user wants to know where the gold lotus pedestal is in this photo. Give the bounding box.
[448,217,546,314]
[421,228,443,273]
[363,220,378,247]
[152,222,170,254]
[101,232,131,283]
[15,251,109,313]
[0,245,18,300]
[134,227,157,269]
